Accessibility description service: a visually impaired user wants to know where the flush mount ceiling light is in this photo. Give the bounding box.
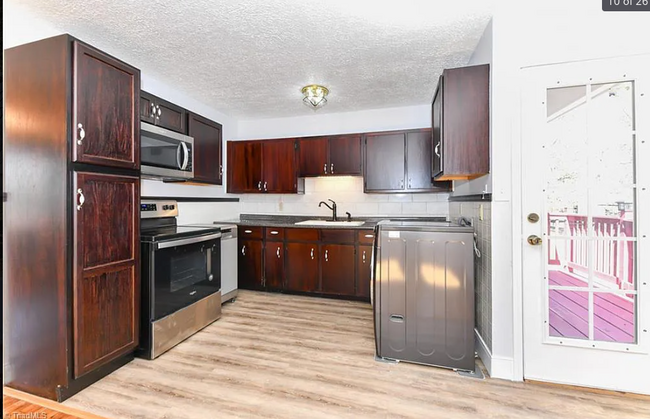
[301,84,329,110]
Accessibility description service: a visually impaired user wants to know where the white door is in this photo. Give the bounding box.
[521,55,650,394]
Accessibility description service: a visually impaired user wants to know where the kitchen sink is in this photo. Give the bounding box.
[294,220,366,227]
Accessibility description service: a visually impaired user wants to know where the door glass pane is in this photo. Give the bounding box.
[549,290,589,340]
[593,292,636,344]
[547,238,588,288]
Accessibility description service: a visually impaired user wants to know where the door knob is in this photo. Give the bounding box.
[527,235,542,246]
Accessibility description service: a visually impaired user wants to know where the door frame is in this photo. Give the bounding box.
[515,54,650,392]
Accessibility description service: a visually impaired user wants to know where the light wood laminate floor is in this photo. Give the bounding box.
[64,291,650,419]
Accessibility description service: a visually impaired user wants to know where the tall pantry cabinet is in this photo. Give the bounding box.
[4,34,141,401]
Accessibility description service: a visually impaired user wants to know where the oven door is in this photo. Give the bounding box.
[152,233,221,320]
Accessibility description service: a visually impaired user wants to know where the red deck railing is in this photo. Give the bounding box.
[548,214,635,290]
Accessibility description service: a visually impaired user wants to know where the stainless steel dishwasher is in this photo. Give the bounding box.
[373,220,475,371]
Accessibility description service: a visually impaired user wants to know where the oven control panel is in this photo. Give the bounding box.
[140,200,179,219]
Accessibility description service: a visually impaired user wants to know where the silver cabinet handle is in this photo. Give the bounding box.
[399,179,404,189]
[310,248,314,260]
[241,245,246,256]
[325,249,329,262]
[77,123,85,145]
[263,181,268,191]
[324,163,328,174]
[270,230,279,235]
[277,246,281,258]
[434,141,441,158]
[365,234,374,238]
[363,250,366,263]
[76,188,85,210]
[258,181,262,191]
[331,163,334,174]
[156,105,162,118]
[150,103,156,118]
[219,164,223,175]
[408,178,412,189]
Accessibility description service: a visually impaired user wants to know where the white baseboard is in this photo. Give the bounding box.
[475,329,492,375]
[491,355,517,380]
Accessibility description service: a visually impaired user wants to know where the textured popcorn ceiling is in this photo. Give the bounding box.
[14,0,493,119]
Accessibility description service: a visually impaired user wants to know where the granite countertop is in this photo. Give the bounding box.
[218,214,448,230]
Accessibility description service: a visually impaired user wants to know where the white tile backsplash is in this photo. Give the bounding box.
[237,176,450,217]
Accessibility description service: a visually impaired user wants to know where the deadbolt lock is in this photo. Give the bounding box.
[527,235,543,246]
[527,213,540,223]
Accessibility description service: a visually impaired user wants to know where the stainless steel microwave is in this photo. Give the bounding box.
[141,122,194,180]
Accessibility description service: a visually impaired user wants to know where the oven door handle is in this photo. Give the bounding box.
[156,232,222,250]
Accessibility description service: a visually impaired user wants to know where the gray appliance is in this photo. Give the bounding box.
[373,220,475,371]
[140,122,194,180]
[183,223,238,304]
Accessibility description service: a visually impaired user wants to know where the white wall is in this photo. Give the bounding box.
[235,105,450,217]
[488,0,650,381]
[452,18,493,197]
[3,2,242,223]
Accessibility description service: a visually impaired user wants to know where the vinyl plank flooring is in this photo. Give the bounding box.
[64,290,650,419]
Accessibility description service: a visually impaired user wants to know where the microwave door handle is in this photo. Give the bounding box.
[181,142,189,170]
[176,143,183,169]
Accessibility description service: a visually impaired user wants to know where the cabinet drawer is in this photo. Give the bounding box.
[265,227,285,241]
[285,228,319,242]
[238,226,263,239]
[320,229,355,244]
[358,230,375,244]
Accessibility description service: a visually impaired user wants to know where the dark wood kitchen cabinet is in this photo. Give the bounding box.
[238,239,264,290]
[357,245,372,299]
[4,34,140,401]
[227,141,263,193]
[364,129,451,193]
[264,239,285,290]
[432,64,490,181]
[188,113,223,185]
[227,139,300,193]
[321,244,356,296]
[74,42,139,169]
[285,241,320,293]
[297,134,362,177]
[73,172,140,378]
[140,90,187,134]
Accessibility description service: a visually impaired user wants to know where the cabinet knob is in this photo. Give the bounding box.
[323,163,328,174]
[241,245,246,256]
[219,164,223,175]
[310,248,314,260]
[150,103,156,118]
[157,105,162,118]
[263,181,268,192]
[277,246,281,258]
[331,163,334,174]
[434,141,441,158]
[324,249,329,262]
[258,181,262,191]
[76,188,85,211]
[362,250,366,263]
[77,123,85,145]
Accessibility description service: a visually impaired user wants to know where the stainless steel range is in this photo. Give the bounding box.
[138,200,222,359]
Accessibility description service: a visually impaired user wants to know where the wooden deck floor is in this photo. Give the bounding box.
[59,290,650,419]
[549,270,635,343]
[3,387,106,419]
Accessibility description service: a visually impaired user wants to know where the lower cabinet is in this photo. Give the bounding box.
[285,242,320,293]
[239,239,263,290]
[321,244,356,296]
[357,245,372,299]
[264,241,285,290]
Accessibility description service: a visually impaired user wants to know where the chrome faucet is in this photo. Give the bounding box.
[318,199,338,221]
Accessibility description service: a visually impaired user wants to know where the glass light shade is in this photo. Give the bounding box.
[301,84,329,110]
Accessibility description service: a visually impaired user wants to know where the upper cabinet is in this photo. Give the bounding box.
[73,42,140,169]
[227,139,300,193]
[140,91,187,134]
[188,113,223,185]
[364,129,451,193]
[297,134,362,177]
[432,64,490,181]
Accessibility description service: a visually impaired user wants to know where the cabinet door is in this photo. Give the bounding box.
[73,42,140,169]
[188,113,223,185]
[73,172,139,378]
[364,133,405,192]
[238,239,263,290]
[321,244,355,296]
[329,134,362,175]
[431,78,443,179]
[406,130,451,192]
[227,141,263,193]
[357,245,372,300]
[285,242,319,293]
[140,91,156,125]
[155,96,187,134]
[264,242,285,290]
[297,137,328,177]
[262,139,297,193]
